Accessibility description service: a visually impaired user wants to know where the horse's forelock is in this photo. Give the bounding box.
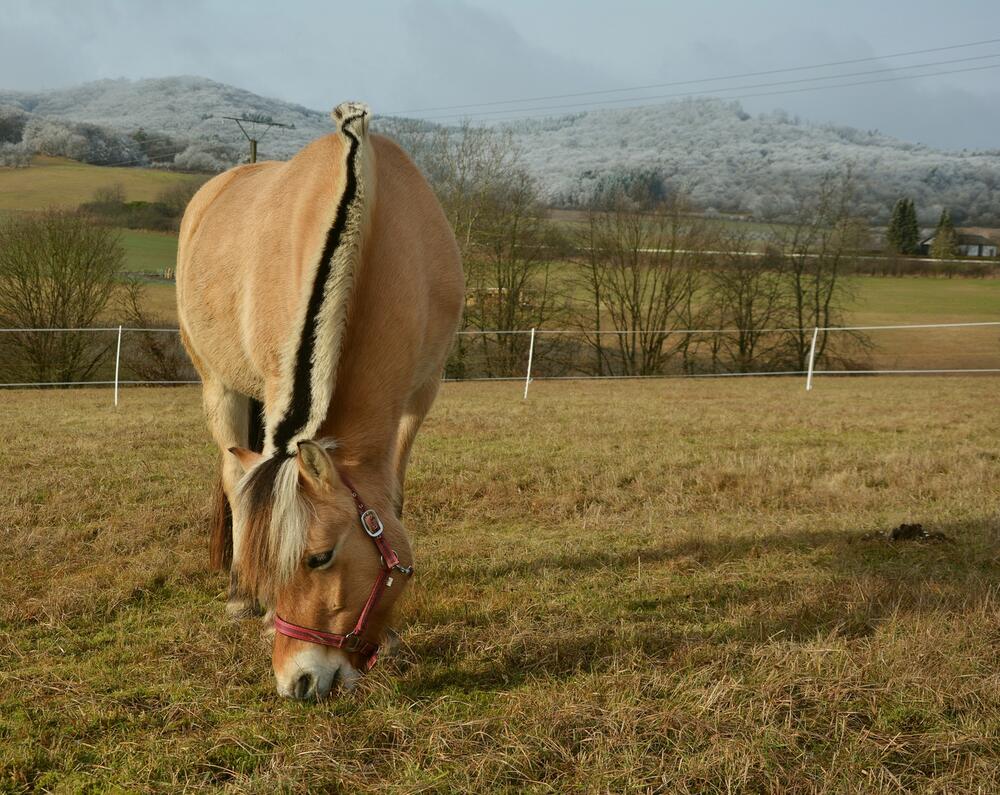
[235,452,308,602]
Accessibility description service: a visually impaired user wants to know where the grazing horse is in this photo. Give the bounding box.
[176,103,464,700]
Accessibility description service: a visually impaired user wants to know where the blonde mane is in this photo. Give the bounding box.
[234,439,338,601]
[235,103,374,599]
[264,103,374,458]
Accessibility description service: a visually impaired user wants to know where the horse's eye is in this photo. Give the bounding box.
[307,550,335,569]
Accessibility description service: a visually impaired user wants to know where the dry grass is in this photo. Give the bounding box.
[1,378,998,792]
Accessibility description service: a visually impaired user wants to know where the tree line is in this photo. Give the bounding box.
[6,124,993,385]
[885,196,962,260]
[390,122,873,378]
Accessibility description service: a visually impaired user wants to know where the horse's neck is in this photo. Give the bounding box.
[318,310,400,488]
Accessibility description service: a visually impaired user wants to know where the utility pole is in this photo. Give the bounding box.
[222,115,295,163]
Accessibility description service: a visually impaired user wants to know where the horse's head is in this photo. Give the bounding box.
[230,440,412,700]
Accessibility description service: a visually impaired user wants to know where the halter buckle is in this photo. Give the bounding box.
[360,508,383,538]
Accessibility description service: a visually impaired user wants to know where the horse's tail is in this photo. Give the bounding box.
[208,474,232,571]
[263,102,375,456]
[208,396,264,572]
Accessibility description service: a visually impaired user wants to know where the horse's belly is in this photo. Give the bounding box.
[179,280,266,399]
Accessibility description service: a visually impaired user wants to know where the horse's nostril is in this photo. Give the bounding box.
[294,673,315,700]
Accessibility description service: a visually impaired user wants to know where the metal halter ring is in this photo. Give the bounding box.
[360,508,384,538]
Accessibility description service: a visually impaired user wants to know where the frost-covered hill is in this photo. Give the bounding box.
[0,76,332,170]
[2,76,1000,225]
[505,100,1000,224]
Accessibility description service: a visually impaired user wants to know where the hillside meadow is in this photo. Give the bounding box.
[1,377,997,792]
[0,156,205,211]
[0,157,190,277]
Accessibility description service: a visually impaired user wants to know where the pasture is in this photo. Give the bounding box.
[118,229,179,275]
[2,378,998,792]
[0,156,204,211]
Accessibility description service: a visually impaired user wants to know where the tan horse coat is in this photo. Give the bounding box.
[176,104,463,692]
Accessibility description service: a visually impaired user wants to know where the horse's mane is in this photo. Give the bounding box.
[234,103,373,599]
[263,103,373,459]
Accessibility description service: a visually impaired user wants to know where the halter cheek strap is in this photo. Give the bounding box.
[272,471,413,672]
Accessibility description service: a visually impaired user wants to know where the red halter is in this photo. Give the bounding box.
[272,472,413,672]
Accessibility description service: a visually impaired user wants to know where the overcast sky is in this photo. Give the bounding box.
[3,0,999,150]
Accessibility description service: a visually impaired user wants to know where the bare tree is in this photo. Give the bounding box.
[385,121,522,259]
[770,169,870,370]
[119,281,196,384]
[157,177,209,219]
[576,193,707,376]
[707,231,793,373]
[463,169,567,376]
[0,212,124,383]
[385,122,569,378]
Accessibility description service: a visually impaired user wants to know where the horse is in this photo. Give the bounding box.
[176,103,464,700]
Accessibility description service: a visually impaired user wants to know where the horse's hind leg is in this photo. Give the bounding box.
[201,376,258,619]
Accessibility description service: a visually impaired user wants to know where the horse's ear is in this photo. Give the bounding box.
[228,447,263,472]
[296,441,339,492]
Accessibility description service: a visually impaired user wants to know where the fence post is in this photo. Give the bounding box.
[523,327,536,399]
[805,326,819,391]
[114,325,123,406]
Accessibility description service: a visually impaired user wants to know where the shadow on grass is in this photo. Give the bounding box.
[401,624,683,697]
[402,516,999,696]
[479,516,997,581]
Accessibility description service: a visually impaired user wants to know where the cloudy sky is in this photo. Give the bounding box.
[3,0,999,150]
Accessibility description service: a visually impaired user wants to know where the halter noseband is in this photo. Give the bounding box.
[272,471,413,672]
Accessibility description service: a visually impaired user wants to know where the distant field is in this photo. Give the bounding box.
[0,157,186,275]
[1,378,997,791]
[119,229,179,274]
[847,276,1000,324]
[549,207,783,241]
[0,156,205,210]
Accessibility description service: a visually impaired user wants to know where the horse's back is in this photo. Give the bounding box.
[176,134,355,395]
[176,127,463,404]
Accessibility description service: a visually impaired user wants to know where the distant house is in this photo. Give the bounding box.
[919,232,999,258]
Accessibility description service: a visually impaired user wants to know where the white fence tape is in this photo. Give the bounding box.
[0,321,997,402]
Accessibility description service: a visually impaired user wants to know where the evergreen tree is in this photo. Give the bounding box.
[886,198,907,253]
[930,208,958,259]
[886,197,921,254]
[901,199,920,255]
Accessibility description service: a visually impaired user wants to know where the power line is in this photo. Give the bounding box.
[385,37,1000,116]
[417,61,1000,124]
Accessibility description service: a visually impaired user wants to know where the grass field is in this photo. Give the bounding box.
[0,157,188,276]
[119,229,179,275]
[847,276,1000,324]
[0,157,205,211]
[1,378,998,792]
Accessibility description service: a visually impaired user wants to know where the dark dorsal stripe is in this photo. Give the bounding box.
[248,396,265,454]
[271,121,363,453]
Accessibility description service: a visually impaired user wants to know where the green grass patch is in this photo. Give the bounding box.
[119,228,178,274]
[848,275,1000,324]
